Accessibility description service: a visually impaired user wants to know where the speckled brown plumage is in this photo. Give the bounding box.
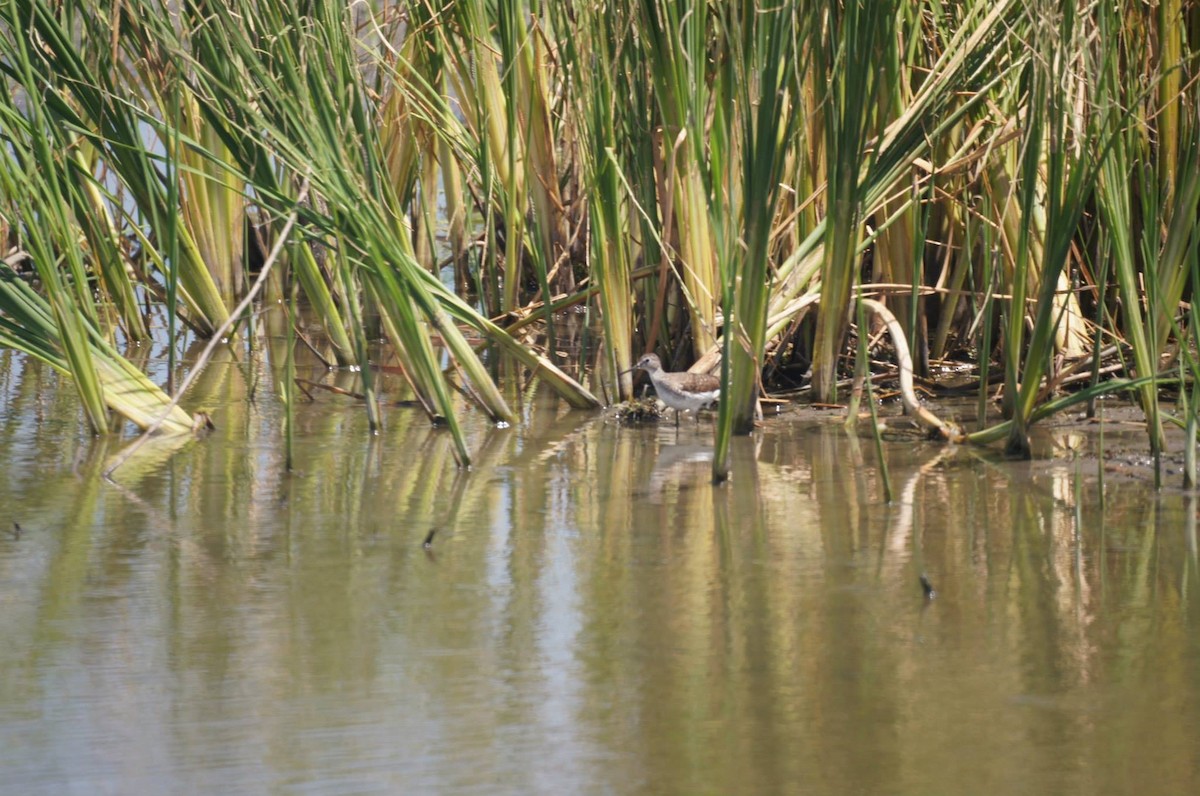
[669,370,720,394]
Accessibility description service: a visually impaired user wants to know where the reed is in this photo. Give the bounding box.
[638,0,721,359]
[1093,2,1164,458]
[809,0,891,404]
[712,1,798,481]
[550,1,637,398]
[1,16,193,434]
[2,0,1200,480]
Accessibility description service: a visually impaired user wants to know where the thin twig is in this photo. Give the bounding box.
[104,179,311,479]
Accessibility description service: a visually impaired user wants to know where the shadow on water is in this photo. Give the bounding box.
[1,351,1199,795]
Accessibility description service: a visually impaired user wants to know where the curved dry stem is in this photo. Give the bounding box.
[860,298,962,442]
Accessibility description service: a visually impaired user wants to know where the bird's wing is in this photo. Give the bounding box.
[678,372,720,393]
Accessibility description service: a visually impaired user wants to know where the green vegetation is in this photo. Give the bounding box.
[2,1,1199,481]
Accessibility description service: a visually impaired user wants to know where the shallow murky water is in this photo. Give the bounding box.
[1,347,1198,795]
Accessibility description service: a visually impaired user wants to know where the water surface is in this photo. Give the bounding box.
[1,349,1198,794]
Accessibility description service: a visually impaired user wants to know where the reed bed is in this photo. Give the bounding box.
[1,0,1198,481]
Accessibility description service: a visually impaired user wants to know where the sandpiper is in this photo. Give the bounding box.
[625,353,720,426]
